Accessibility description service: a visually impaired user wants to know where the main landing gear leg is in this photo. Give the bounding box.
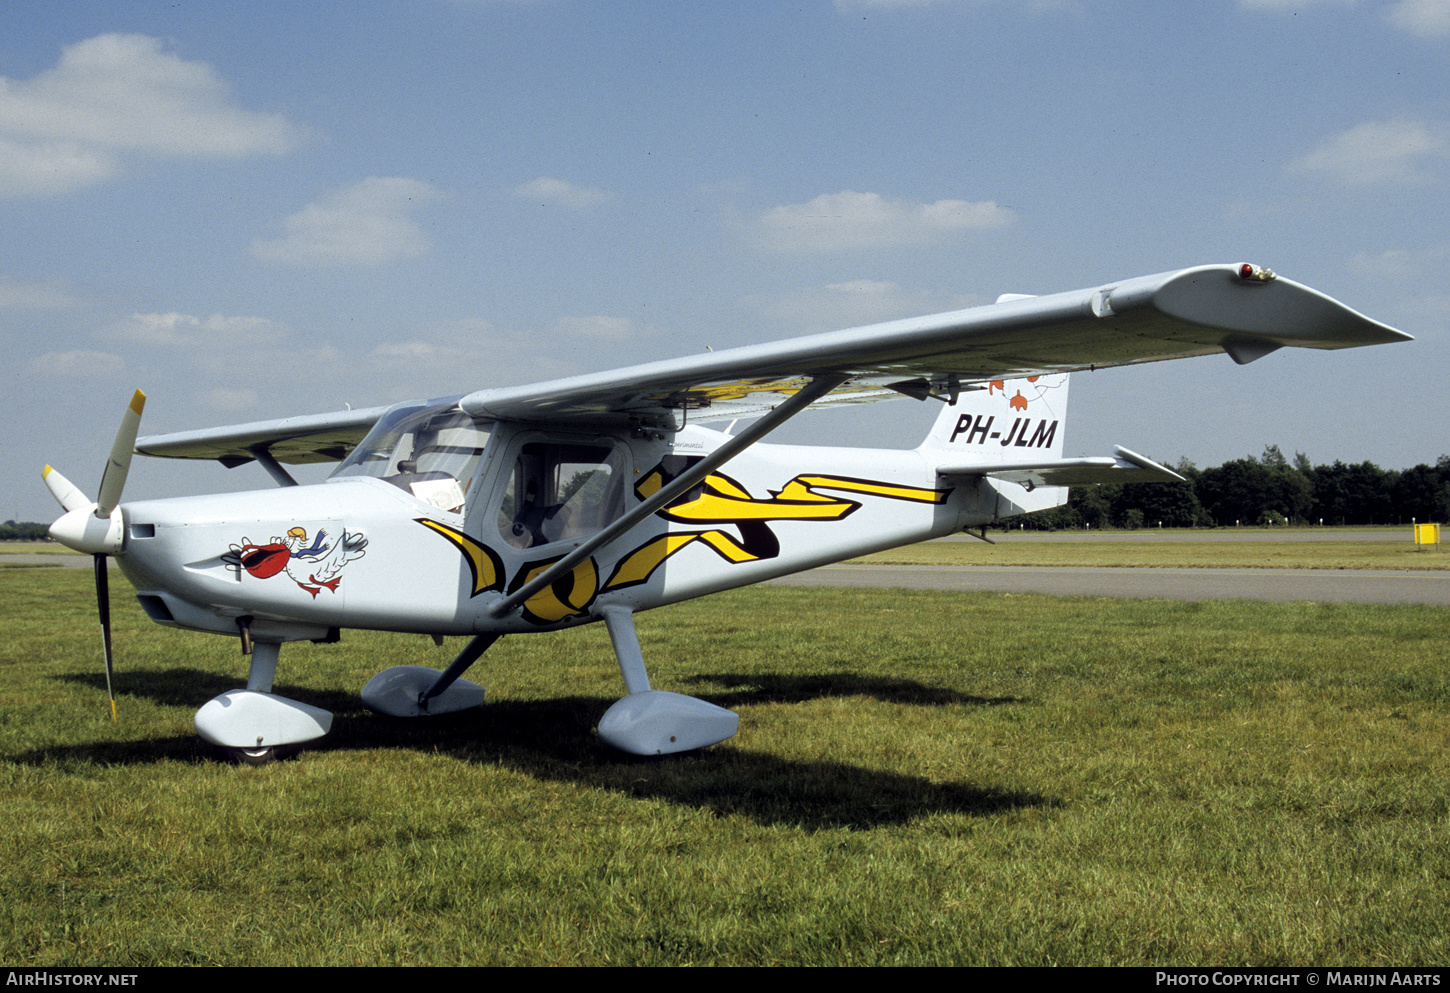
[360,634,496,717]
[194,639,334,764]
[594,604,738,755]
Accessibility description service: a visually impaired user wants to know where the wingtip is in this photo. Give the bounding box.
[129,389,146,415]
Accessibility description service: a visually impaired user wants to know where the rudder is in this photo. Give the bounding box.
[918,374,1070,462]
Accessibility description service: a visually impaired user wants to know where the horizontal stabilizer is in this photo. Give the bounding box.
[938,446,1184,489]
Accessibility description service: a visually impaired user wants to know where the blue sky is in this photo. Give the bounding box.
[5,0,1447,522]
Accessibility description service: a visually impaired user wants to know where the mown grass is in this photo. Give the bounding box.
[1,568,1446,965]
[853,536,1448,570]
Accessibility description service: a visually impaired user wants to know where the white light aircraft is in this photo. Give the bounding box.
[42,264,1409,763]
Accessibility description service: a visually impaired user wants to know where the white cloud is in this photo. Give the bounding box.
[754,190,1014,252]
[368,329,547,396]
[192,341,340,381]
[835,0,955,9]
[1348,248,1422,278]
[1397,292,1450,323]
[28,349,125,378]
[1386,0,1450,36]
[1237,0,1357,9]
[1288,118,1448,184]
[1348,244,1450,279]
[748,280,982,333]
[1346,244,1450,327]
[0,34,302,196]
[514,176,610,208]
[370,340,474,365]
[834,0,1075,9]
[251,177,445,266]
[1245,0,1450,36]
[201,387,260,412]
[109,311,289,346]
[552,315,635,341]
[0,276,79,309]
[0,138,115,196]
[365,311,642,396]
[369,320,504,381]
[372,313,637,367]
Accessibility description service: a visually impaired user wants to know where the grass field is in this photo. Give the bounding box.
[2,567,1446,966]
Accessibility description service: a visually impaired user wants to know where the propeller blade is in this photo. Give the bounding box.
[95,553,117,725]
[42,465,91,514]
[96,389,145,519]
[46,390,145,722]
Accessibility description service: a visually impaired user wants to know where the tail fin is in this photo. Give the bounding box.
[918,374,1070,460]
[918,374,1071,521]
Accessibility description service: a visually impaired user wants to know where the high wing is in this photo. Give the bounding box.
[459,264,1407,427]
[137,405,392,466]
[135,264,1410,464]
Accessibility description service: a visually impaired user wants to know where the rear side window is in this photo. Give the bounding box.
[497,442,629,548]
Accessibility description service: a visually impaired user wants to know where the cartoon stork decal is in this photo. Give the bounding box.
[224,526,368,597]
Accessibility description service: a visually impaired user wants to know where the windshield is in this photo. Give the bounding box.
[330,399,491,514]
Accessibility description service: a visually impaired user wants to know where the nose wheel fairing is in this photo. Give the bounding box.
[193,642,333,752]
[194,689,333,750]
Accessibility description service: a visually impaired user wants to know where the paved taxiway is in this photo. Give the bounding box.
[768,563,1450,605]
[934,529,1410,543]
[769,530,1450,606]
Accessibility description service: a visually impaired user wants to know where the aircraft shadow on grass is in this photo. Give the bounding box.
[42,667,1049,830]
[684,671,1024,708]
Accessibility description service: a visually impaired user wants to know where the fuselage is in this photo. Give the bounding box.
[117,421,1005,645]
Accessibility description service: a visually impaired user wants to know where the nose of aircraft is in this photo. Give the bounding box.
[41,389,146,554]
[39,389,147,725]
[44,487,125,554]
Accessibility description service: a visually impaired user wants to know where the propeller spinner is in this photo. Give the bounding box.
[43,389,146,724]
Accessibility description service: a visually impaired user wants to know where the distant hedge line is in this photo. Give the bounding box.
[1,521,51,540]
[1021,448,1450,530]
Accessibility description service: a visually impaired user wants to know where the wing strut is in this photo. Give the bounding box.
[488,372,849,617]
[248,445,300,487]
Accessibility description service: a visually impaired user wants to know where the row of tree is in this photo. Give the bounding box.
[1,521,50,540]
[1021,447,1450,530]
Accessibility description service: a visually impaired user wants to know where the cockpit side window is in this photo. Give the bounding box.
[330,401,491,514]
[497,442,629,549]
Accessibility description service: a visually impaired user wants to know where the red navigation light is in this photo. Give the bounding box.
[1237,263,1276,282]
